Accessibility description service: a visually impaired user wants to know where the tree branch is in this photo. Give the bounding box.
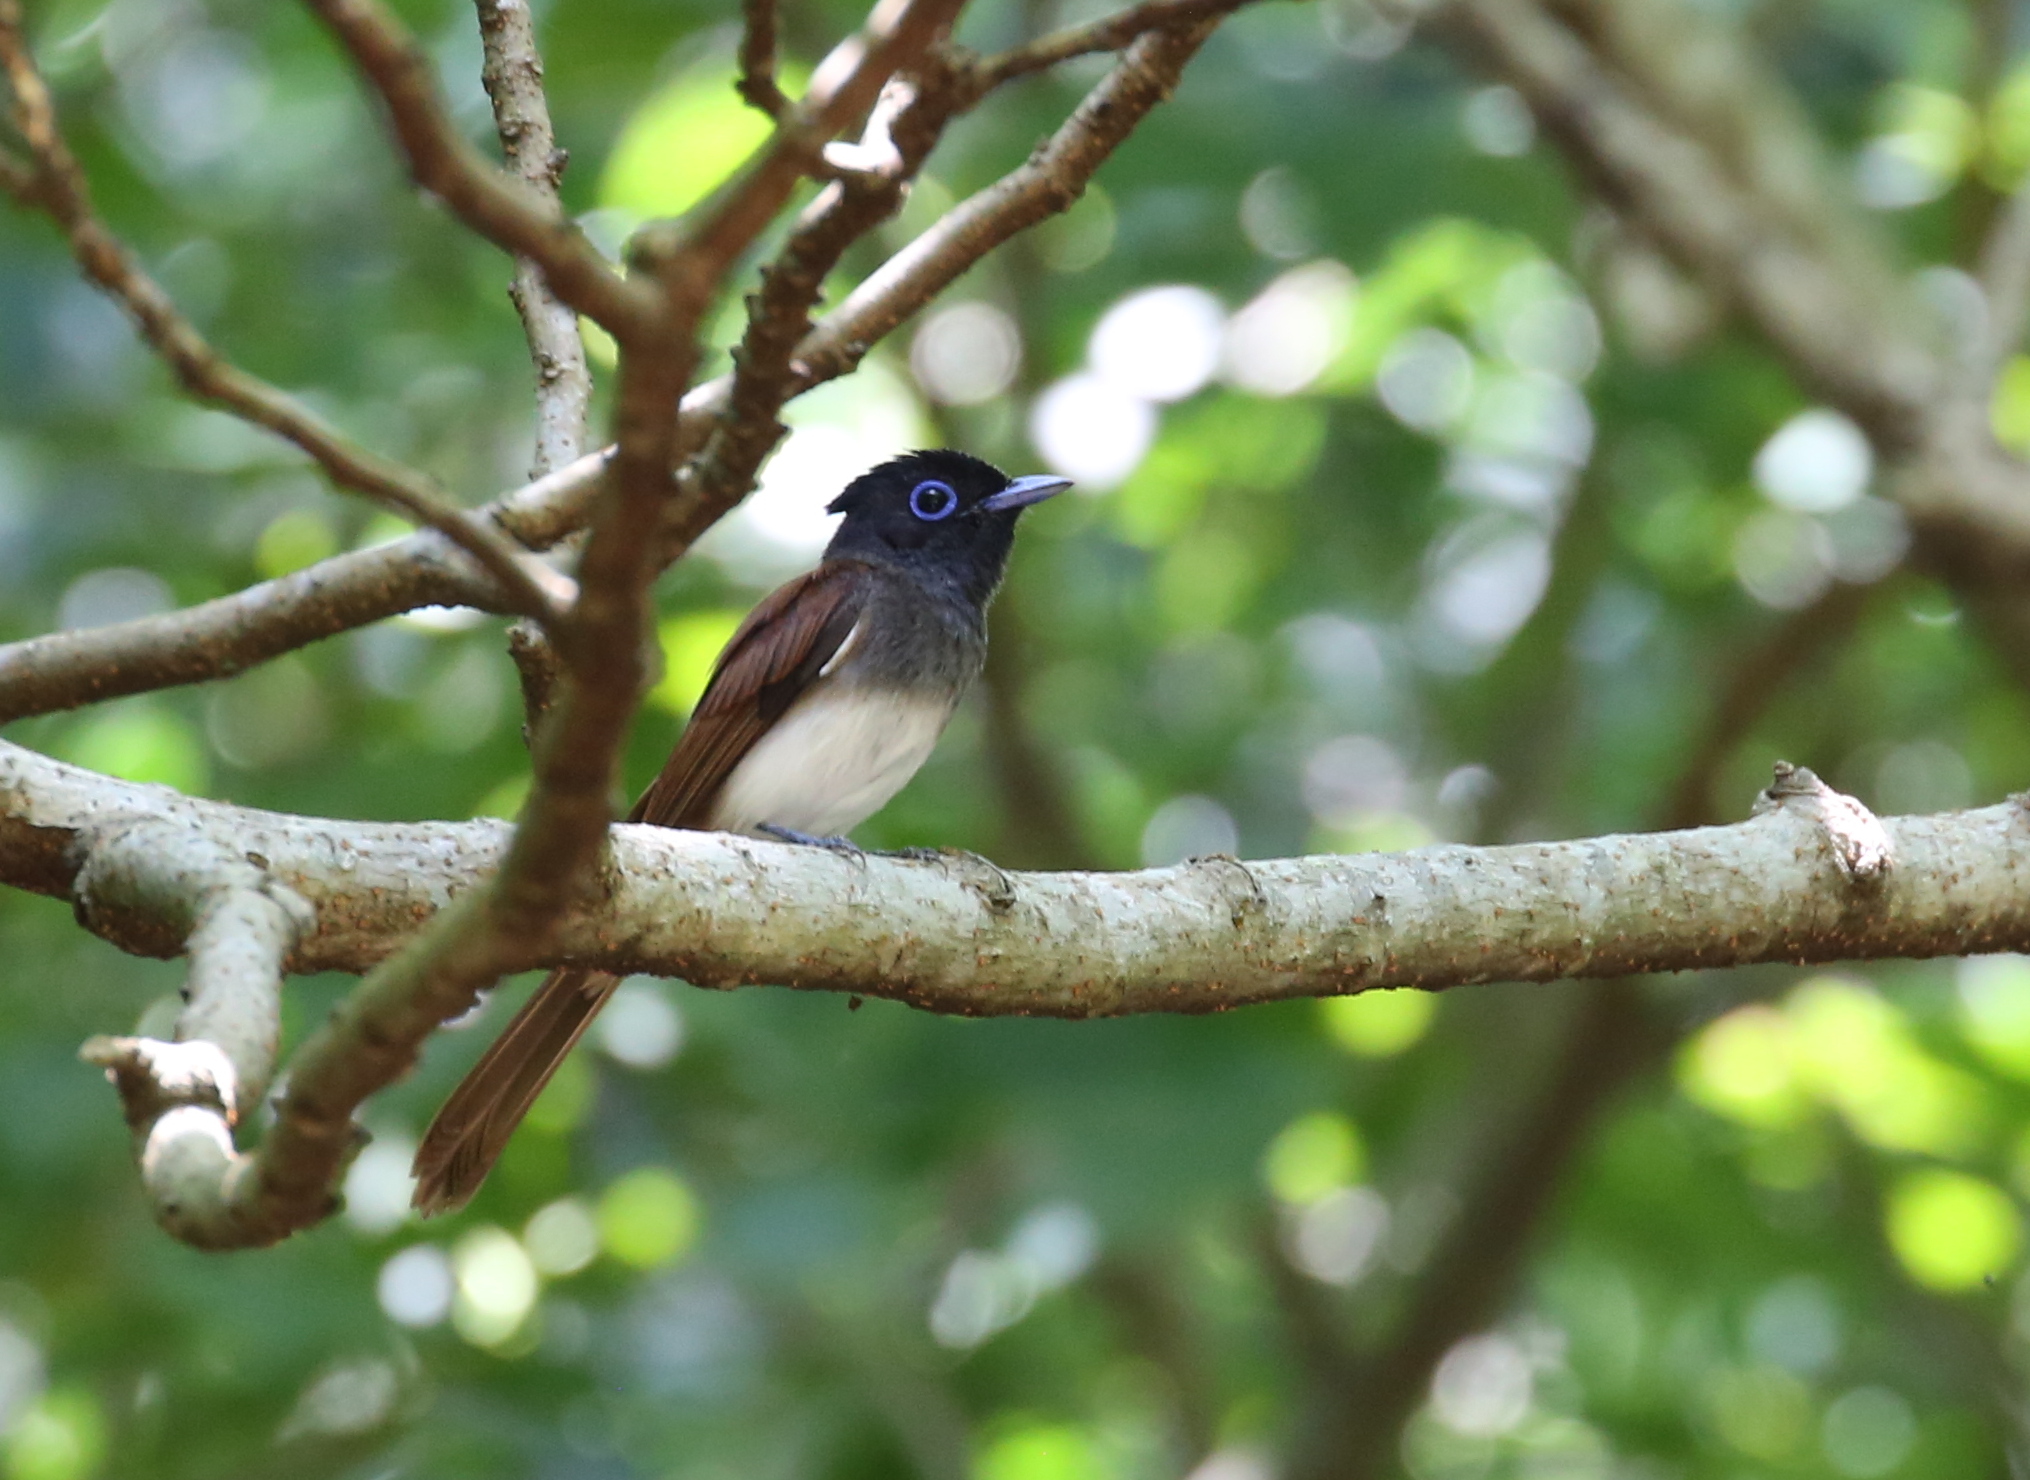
[1661,580,1876,832]
[0,9,1229,725]
[0,454,603,725]
[628,0,967,320]
[302,0,661,341]
[9,739,2030,1019]
[738,0,793,118]
[11,721,2028,1249]
[474,0,592,478]
[1438,0,1939,453]
[969,0,1244,86]
[71,828,313,1246]
[0,0,565,626]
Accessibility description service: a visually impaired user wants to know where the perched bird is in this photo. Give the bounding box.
[411,450,1071,1213]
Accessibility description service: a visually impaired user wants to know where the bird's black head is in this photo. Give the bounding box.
[824,450,1071,605]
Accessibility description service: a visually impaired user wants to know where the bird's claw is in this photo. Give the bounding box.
[759,824,864,856]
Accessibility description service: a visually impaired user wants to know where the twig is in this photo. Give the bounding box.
[0,454,606,725]
[0,138,33,199]
[970,0,1245,85]
[738,0,792,118]
[1661,581,1874,831]
[663,15,1231,557]
[778,20,1226,395]
[505,619,559,747]
[302,0,661,342]
[628,0,967,320]
[474,0,591,479]
[0,0,564,627]
[663,58,970,559]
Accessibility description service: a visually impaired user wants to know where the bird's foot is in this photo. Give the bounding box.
[759,824,863,856]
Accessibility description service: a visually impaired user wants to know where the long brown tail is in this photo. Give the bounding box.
[410,967,620,1215]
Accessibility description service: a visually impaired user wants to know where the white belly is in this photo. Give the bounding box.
[709,687,953,839]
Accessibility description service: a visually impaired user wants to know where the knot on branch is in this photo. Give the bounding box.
[1190,853,1267,928]
[81,1035,240,1126]
[1753,761,1894,882]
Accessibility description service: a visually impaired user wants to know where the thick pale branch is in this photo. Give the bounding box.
[10,741,2030,1014]
[0,0,564,625]
[71,830,312,1246]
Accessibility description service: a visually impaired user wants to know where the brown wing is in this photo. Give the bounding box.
[629,559,872,829]
[411,560,871,1214]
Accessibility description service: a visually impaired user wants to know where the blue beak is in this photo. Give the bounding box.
[978,473,1073,513]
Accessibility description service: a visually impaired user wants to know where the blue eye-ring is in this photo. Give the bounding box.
[909,479,959,521]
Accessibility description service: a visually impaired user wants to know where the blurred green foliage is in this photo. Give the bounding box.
[6,0,2030,1476]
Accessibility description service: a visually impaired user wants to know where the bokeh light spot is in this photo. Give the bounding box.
[1089,285,1225,403]
[451,1225,540,1347]
[1320,990,1436,1057]
[1885,1168,2019,1291]
[1263,1111,1363,1206]
[976,1422,1107,1480]
[651,609,747,717]
[598,1168,700,1270]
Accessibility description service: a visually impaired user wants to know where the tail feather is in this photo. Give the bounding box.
[410,967,620,1215]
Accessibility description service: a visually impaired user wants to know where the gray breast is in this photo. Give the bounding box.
[708,569,986,839]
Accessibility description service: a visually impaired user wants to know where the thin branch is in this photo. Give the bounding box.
[780,18,1226,394]
[628,0,968,320]
[0,137,32,199]
[970,0,1245,86]
[661,12,1233,556]
[1661,581,1875,831]
[474,0,592,478]
[0,11,1233,724]
[0,0,565,626]
[738,0,793,118]
[505,618,559,746]
[662,59,971,560]
[302,0,661,342]
[0,453,605,725]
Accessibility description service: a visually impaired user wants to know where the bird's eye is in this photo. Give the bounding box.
[909,479,959,521]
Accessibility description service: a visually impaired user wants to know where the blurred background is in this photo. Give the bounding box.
[6,0,2030,1475]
